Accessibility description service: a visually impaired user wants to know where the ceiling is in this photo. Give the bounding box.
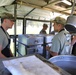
[0,0,76,20]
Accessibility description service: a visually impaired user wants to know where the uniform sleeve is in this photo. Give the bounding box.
[51,36,60,53]
[0,33,4,46]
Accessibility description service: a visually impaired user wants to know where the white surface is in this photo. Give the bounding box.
[0,0,14,6]
[3,55,60,75]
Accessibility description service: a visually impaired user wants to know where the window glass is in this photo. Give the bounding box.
[26,20,50,34]
[7,19,23,35]
[51,23,54,32]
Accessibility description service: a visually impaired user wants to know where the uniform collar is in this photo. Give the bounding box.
[59,29,64,33]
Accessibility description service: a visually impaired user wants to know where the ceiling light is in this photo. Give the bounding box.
[62,0,71,5]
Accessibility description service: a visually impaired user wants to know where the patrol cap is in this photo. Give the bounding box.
[1,12,15,22]
[52,17,66,26]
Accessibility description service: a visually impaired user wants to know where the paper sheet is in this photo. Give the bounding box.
[3,55,60,75]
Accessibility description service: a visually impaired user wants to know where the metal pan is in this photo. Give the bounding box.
[49,55,76,75]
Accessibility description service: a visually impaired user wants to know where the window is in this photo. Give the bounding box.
[7,19,23,35]
[25,20,50,34]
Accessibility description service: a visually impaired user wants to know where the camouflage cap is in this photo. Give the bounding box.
[1,12,15,21]
[52,17,66,26]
